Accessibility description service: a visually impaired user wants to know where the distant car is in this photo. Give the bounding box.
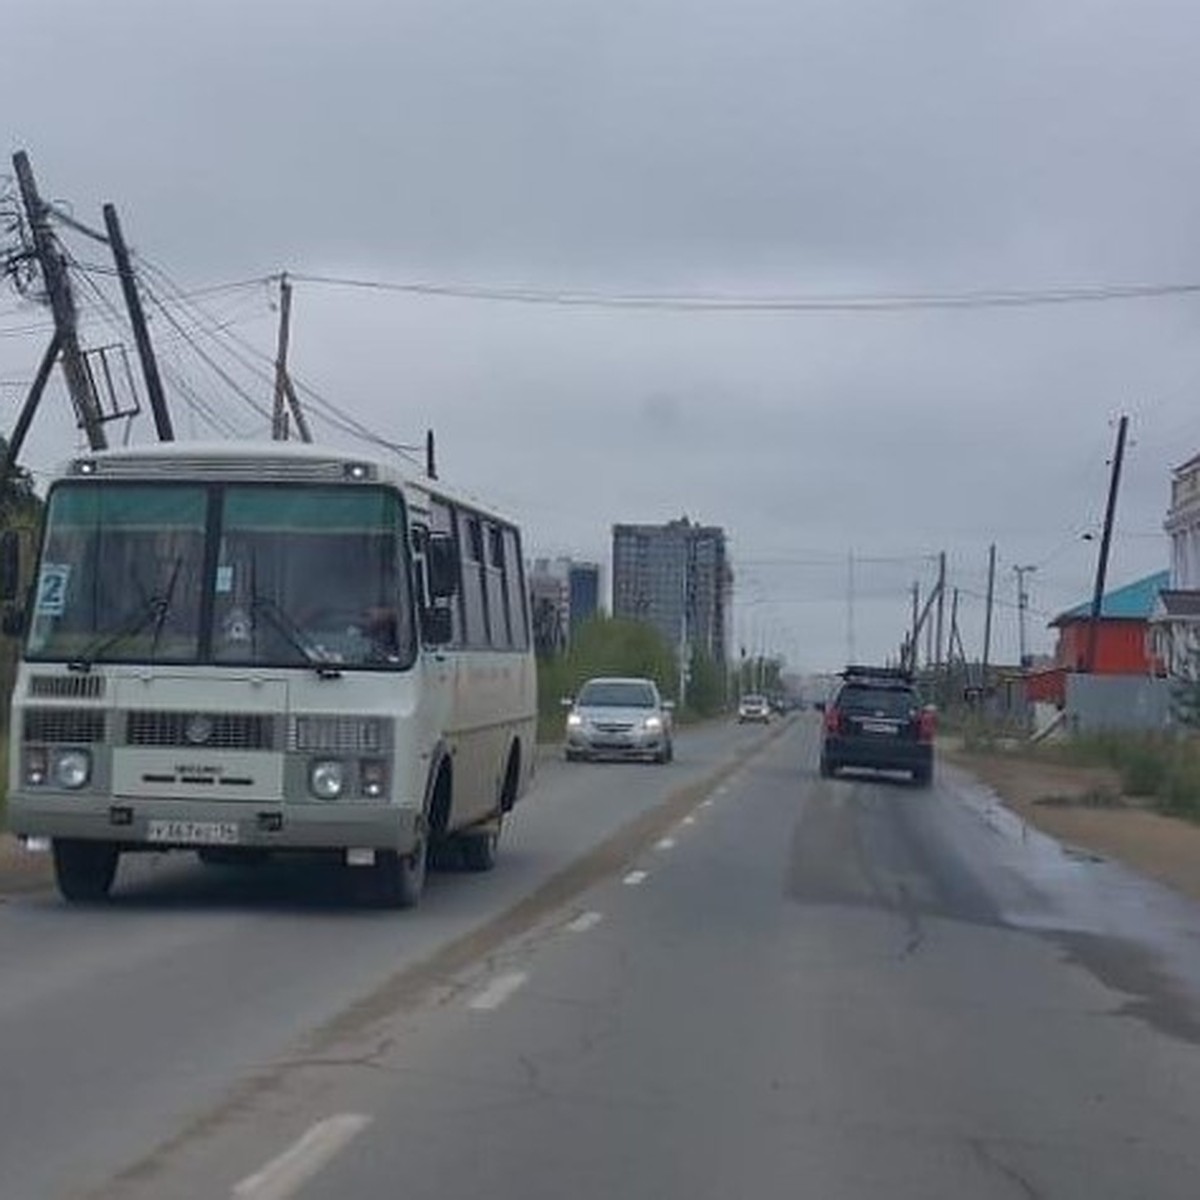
[737,694,771,723]
[563,677,674,764]
[819,666,934,786]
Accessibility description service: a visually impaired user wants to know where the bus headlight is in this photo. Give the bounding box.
[309,759,345,800]
[52,749,91,790]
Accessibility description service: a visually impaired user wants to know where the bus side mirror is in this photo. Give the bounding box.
[0,531,19,603]
[423,605,453,646]
[427,534,458,600]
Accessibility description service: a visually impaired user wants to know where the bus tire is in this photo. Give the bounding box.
[459,825,499,872]
[53,839,118,903]
[364,838,428,909]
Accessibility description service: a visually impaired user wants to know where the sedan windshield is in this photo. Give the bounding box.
[26,482,414,670]
[578,681,657,707]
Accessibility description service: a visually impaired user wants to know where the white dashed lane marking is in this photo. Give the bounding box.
[467,971,529,1011]
[654,837,676,851]
[565,910,604,933]
[232,1114,373,1200]
[681,815,696,826]
[622,870,649,886]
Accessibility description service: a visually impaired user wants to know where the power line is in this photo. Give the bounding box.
[66,255,234,440]
[135,257,423,462]
[288,271,1200,314]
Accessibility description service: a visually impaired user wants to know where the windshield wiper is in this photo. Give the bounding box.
[68,596,171,673]
[250,595,342,679]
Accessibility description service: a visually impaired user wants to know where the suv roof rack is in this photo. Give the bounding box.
[839,665,914,684]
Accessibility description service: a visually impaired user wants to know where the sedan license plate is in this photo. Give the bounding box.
[146,819,240,846]
[860,720,899,735]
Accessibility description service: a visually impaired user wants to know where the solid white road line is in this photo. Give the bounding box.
[232,1114,372,1200]
[566,910,604,933]
[467,970,529,1011]
[622,870,649,886]
[654,837,676,851]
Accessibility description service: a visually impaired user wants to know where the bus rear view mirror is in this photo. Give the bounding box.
[0,530,19,603]
[426,533,458,600]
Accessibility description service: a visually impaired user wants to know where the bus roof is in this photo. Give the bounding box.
[50,440,518,526]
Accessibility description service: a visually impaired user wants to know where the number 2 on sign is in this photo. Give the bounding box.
[35,565,71,616]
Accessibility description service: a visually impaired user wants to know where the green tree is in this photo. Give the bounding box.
[537,616,679,737]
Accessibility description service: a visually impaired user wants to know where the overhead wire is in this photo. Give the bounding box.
[287,271,1200,314]
[135,256,423,462]
[66,254,244,439]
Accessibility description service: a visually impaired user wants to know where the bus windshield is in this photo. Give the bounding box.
[26,482,414,670]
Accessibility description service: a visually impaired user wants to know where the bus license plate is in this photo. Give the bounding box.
[147,819,240,846]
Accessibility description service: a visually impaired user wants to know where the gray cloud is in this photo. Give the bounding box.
[4,0,1200,667]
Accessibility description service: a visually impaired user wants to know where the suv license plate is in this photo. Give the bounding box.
[147,819,240,846]
[860,720,899,735]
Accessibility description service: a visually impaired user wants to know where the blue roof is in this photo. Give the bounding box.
[1054,570,1170,624]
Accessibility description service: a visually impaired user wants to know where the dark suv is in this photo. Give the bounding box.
[819,667,934,786]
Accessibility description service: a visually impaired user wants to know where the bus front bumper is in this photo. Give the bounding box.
[5,792,424,855]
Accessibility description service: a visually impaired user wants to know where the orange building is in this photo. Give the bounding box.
[1026,571,1168,706]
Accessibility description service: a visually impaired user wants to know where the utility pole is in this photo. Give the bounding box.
[846,551,856,665]
[272,273,294,440]
[102,203,173,442]
[1014,564,1037,670]
[1085,415,1130,673]
[982,543,996,689]
[909,581,920,672]
[270,274,312,442]
[11,150,107,449]
[932,551,946,704]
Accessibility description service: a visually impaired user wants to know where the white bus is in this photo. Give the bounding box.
[2,442,537,907]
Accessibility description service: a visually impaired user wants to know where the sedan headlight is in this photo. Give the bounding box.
[309,759,345,800]
[52,748,91,790]
[566,713,583,728]
[643,716,663,732]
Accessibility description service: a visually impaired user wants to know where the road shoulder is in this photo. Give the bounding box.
[945,744,1200,905]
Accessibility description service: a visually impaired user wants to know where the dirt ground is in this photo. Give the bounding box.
[944,745,1200,905]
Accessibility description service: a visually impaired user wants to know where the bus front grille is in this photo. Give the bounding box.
[23,709,107,744]
[123,711,279,751]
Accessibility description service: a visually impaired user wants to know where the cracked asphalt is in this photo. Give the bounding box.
[8,715,1200,1198]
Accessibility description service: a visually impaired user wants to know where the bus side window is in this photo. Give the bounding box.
[502,527,530,650]
[485,523,511,648]
[456,510,490,648]
[429,501,465,646]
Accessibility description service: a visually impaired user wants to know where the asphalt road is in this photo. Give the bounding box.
[0,718,774,1200]
[8,715,1200,1198]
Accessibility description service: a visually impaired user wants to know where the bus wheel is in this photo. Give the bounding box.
[459,823,500,872]
[364,839,427,909]
[52,839,118,903]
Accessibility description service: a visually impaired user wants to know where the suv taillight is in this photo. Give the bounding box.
[823,708,840,735]
[917,708,936,742]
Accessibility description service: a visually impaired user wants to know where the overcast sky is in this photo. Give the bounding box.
[4,0,1200,670]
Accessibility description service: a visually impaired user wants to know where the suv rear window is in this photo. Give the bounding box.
[836,686,917,718]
